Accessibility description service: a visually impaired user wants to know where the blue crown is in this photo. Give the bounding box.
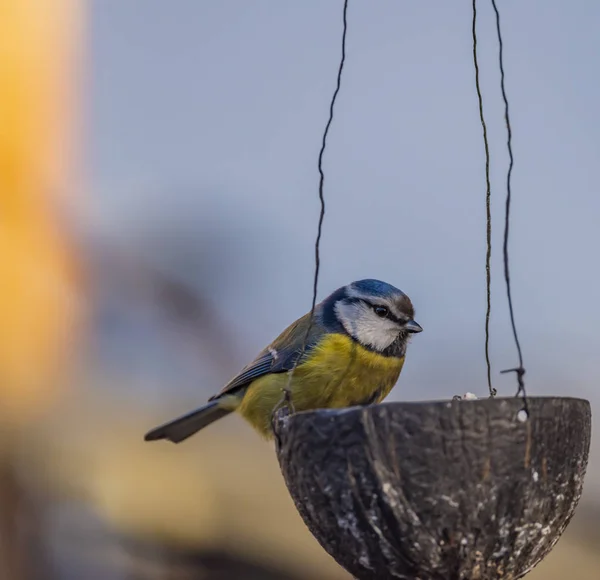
[352,279,404,298]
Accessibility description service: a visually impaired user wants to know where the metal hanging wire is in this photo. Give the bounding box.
[473,0,528,411]
[471,0,496,398]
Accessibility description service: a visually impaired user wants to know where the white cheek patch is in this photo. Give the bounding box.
[334,301,399,351]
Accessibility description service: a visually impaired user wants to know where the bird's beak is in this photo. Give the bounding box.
[404,320,423,333]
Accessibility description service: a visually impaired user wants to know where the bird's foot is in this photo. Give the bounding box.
[270,388,296,444]
[271,388,295,422]
[275,387,296,415]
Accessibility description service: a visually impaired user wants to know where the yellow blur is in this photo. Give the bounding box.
[0,0,83,425]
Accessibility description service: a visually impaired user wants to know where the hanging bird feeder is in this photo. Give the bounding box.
[273,397,591,580]
[268,1,593,579]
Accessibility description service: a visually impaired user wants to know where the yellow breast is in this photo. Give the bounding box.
[237,333,405,438]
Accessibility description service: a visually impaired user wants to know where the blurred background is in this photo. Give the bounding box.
[1,1,598,578]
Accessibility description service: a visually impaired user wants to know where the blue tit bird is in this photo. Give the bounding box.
[144,279,422,443]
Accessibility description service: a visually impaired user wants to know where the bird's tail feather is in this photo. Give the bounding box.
[144,399,235,444]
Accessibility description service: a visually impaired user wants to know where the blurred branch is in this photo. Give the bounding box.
[85,238,243,376]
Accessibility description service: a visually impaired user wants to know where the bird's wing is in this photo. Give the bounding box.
[209,311,323,400]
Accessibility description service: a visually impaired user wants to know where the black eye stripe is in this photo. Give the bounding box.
[372,304,398,321]
[387,312,402,323]
[355,299,407,323]
[370,303,408,324]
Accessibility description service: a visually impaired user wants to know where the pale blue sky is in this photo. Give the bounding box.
[87,1,600,489]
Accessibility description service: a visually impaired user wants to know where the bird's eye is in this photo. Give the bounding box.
[374,306,389,318]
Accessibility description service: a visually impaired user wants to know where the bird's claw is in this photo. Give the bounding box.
[275,387,296,415]
[270,387,296,437]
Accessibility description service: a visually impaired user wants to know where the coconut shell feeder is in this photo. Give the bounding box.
[273,397,591,580]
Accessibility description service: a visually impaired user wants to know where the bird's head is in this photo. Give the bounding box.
[321,279,422,357]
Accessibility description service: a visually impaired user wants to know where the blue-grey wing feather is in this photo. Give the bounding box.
[209,312,324,400]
